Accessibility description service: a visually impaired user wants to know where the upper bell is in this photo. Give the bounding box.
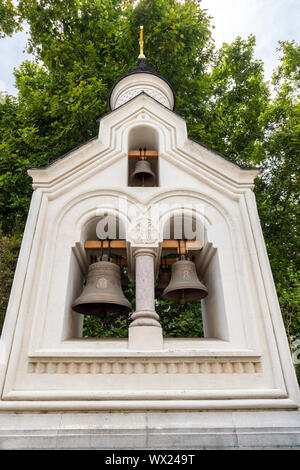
[162,259,208,305]
[129,159,156,187]
[72,260,131,318]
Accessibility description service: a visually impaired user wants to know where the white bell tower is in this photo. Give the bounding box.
[0,32,299,449]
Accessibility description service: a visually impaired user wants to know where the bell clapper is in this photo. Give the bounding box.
[142,147,146,187]
[107,238,112,262]
[129,146,156,187]
[100,239,104,261]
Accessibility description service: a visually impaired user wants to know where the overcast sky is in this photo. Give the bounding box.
[0,0,299,96]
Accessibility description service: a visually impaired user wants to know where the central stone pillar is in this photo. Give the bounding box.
[128,247,163,350]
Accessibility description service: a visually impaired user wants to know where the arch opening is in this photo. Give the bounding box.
[64,213,134,340]
[127,125,159,187]
[157,212,229,340]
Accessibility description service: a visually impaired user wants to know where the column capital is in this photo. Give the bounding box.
[133,246,158,259]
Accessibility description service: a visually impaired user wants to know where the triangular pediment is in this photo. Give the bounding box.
[28,93,259,193]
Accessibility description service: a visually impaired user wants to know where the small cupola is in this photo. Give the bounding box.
[109,26,175,111]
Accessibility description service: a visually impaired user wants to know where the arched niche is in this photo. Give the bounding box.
[159,209,229,341]
[81,213,126,243]
[128,125,159,151]
[62,211,130,340]
[30,191,139,350]
[127,124,159,187]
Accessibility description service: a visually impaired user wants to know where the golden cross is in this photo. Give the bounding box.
[138,25,145,59]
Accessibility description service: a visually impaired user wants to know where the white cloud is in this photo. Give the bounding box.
[0,28,31,96]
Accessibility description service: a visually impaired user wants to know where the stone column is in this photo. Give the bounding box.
[128,247,163,350]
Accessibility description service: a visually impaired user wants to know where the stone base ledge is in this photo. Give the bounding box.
[0,411,300,450]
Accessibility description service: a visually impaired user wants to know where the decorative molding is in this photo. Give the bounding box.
[128,217,160,246]
[195,242,217,276]
[115,88,170,109]
[73,242,89,276]
[28,359,262,375]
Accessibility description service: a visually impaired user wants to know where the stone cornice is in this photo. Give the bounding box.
[27,95,259,195]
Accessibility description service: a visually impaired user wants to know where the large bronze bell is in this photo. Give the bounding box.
[162,259,208,305]
[130,159,156,187]
[72,259,131,318]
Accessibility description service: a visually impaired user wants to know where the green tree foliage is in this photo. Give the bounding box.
[254,41,300,376]
[0,0,21,37]
[83,300,203,338]
[0,1,298,378]
[194,36,270,166]
[0,230,22,332]
[157,298,204,338]
[82,268,204,338]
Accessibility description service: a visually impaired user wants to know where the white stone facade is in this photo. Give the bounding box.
[0,81,299,448]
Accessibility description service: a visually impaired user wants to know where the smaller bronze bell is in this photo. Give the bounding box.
[72,260,131,318]
[130,159,156,187]
[162,259,208,305]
